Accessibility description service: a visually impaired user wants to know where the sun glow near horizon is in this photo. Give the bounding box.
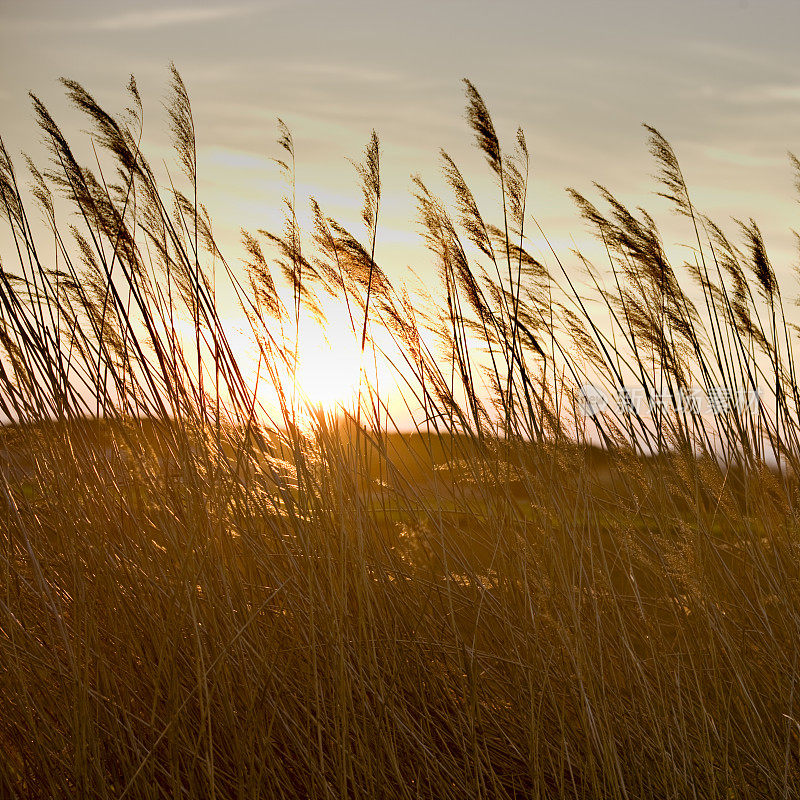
[291,301,364,413]
[222,295,373,422]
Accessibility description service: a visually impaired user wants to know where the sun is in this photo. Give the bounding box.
[293,303,363,412]
[219,301,373,420]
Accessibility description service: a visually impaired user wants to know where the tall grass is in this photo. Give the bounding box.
[1,70,800,798]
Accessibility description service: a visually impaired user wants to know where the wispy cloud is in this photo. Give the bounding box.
[704,146,783,169]
[284,62,402,85]
[731,84,800,105]
[92,5,255,32]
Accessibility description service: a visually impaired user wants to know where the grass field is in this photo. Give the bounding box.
[2,71,800,798]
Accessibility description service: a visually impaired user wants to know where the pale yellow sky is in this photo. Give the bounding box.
[3,0,800,326]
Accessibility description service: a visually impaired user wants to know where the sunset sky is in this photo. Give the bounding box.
[3,0,800,325]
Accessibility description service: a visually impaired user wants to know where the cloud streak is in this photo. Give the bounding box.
[92,5,255,32]
[284,62,402,85]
